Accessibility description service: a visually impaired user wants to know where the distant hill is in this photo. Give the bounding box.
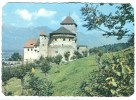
[90,43,130,53]
[2,24,53,51]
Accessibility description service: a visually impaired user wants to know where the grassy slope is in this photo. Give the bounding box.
[48,55,97,96]
[4,54,97,96]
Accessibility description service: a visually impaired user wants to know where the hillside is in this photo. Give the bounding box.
[48,55,97,96]
[4,54,98,96]
[2,24,53,50]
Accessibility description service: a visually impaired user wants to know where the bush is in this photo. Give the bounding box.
[64,51,70,61]
[74,51,83,59]
[54,54,62,65]
[78,47,134,96]
[27,74,53,96]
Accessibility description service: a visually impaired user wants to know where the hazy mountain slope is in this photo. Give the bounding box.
[2,24,53,50]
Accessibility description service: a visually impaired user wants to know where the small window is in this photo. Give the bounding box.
[63,38,65,41]
[28,48,29,51]
[69,38,70,41]
[31,49,33,51]
[55,38,57,41]
[55,51,58,53]
[42,44,44,46]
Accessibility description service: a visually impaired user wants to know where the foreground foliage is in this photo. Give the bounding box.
[27,73,53,96]
[78,47,134,96]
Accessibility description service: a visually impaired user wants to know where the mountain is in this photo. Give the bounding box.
[2,24,127,52]
[2,24,53,51]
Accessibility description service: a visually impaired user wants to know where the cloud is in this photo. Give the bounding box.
[16,9,32,21]
[36,8,57,18]
[16,8,57,21]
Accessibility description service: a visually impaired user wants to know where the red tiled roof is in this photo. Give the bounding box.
[24,39,37,48]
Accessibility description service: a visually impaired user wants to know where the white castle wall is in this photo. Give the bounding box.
[78,46,89,56]
[50,37,76,47]
[48,36,77,60]
[24,47,39,62]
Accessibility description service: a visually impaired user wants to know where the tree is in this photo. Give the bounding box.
[27,73,53,96]
[74,51,83,59]
[64,51,70,62]
[81,4,134,43]
[54,54,62,65]
[82,51,88,57]
[9,52,22,61]
[2,67,13,95]
[12,65,28,95]
[79,4,134,96]
[78,47,134,96]
[54,54,62,73]
[40,59,51,78]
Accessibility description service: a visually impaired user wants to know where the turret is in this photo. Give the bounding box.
[39,31,48,57]
[60,16,77,35]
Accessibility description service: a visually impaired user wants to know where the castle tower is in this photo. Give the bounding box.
[60,16,77,35]
[39,31,48,58]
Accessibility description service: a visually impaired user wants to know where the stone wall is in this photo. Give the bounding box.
[48,45,77,61]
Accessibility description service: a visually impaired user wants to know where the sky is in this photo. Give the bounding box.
[2,3,134,48]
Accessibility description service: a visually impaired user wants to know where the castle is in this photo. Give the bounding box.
[24,16,88,62]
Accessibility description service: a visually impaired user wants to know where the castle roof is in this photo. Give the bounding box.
[40,31,46,36]
[60,16,77,26]
[24,39,38,48]
[51,27,74,34]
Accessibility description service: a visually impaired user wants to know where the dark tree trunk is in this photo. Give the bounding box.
[3,82,7,96]
[21,78,25,95]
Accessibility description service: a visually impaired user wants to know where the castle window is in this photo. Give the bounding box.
[69,38,70,41]
[28,48,29,51]
[31,49,33,51]
[63,38,65,41]
[55,38,57,41]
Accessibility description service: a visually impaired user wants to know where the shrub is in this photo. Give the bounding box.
[78,48,134,96]
[27,74,53,96]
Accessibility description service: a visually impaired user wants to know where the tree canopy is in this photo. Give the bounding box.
[9,52,22,61]
[81,4,134,43]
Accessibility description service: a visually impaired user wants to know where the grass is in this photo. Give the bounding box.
[3,54,98,96]
[48,55,97,96]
